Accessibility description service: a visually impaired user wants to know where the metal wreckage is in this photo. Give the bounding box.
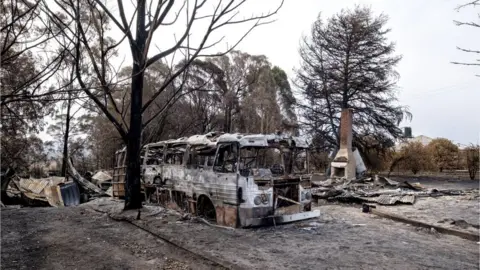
[113,132,320,228]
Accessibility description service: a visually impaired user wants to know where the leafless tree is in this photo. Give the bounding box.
[1,0,74,108]
[44,0,283,209]
[452,0,480,76]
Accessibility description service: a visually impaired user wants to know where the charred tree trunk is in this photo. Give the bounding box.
[61,93,72,177]
[223,103,233,133]
[124,1,146,210]
[124,64,144,210]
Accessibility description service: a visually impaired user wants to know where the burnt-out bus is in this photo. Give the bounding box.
[114,132,320,227]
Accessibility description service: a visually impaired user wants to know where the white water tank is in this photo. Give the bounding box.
[353,149,367,175]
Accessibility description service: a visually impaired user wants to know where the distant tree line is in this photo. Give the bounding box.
[381,138,478,180]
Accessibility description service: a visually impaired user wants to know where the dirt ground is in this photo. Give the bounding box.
[3,196,479,270]
[381,176,480,233]
[1,207,224,270]
[131,203,479,270]
[385,194,479,233]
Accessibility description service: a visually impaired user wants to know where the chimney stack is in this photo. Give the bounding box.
[404,127,412,138]
[330,109,356,179]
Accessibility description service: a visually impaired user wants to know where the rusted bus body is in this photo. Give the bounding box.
[114,132,320,228]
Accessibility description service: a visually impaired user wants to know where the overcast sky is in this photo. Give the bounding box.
[226,0,479,145]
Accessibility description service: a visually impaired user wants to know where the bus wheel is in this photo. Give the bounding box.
[153,176,163,185]
[197,195,216,222]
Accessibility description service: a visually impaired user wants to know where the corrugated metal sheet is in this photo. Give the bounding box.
[17,177,77,207]
[360,194,416,205]
[19,177,66,194]
[19,178,50,194]
[44,185,63,207]
[23,192,49,202]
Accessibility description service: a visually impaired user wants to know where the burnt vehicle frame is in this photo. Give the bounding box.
[114,132,320,227]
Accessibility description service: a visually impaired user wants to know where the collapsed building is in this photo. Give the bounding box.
[1,172,81,207]
[311,108,474,206]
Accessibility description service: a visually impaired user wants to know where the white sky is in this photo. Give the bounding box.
[41,0,480,145]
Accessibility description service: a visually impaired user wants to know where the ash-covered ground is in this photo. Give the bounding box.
[2,177,479,270]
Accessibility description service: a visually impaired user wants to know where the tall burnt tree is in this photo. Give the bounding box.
[46,0,283,209]
[271,66,298,134]
[296,6,411,154]
[187,51,297,134]
[190,51,268,133]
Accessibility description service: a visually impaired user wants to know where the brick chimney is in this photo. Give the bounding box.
[330,109,356,179]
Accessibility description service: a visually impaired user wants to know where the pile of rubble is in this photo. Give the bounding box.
[1,160,111,207]
[311,175,471,205]
[3,175,81,207]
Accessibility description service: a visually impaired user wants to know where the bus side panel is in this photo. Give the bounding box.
[160,165,239,227]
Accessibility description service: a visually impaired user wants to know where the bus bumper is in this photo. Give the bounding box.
[243,209,320,227]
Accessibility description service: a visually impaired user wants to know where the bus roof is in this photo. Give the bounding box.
[139,132,309,150]
[217,133,309,148]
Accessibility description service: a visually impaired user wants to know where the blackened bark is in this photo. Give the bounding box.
[61,94,72,177]
[124,64,144,210]
[124,0,146,210]
[223,103,232,133]
[223,105,228,132]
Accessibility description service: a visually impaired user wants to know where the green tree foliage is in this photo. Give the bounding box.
[427,138,459,172]
[271,66,298,133]
[396,142,433,175]
[465,144,479,180]
[92,51,298,148]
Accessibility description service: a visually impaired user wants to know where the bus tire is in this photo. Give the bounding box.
[196,195,216,222]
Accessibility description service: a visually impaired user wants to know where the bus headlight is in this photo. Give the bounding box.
[254,196,262,205]
[261,194,269,205]
[301,191,312,201]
